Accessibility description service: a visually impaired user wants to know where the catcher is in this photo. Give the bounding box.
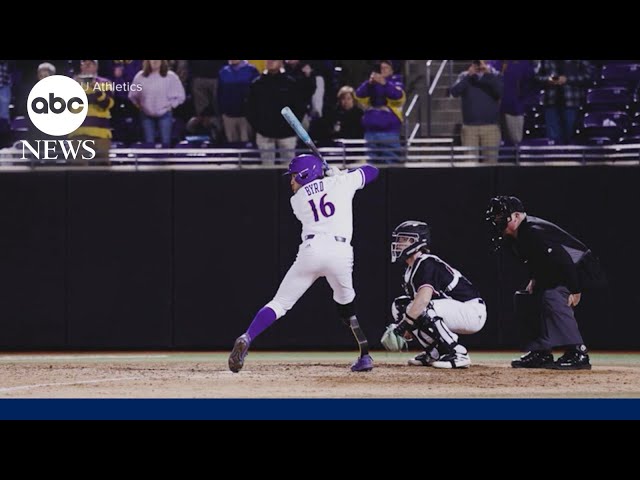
[381,220,487,368]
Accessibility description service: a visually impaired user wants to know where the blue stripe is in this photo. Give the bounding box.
[2,399,640,420]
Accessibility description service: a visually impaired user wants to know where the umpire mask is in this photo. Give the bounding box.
[485,196,524,252]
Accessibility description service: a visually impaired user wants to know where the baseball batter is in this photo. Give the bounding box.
[229,154,379,373]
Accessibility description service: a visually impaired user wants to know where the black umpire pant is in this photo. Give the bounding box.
[515,285,585,351]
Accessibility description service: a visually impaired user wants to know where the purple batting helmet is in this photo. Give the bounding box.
[283,154,325,186]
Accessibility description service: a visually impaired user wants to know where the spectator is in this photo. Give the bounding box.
[248,60,266,73]
[37,62,56,80]
[246,60,304,165]
[128,60,186,147]
[450,60,503,163]
[335,60,375,94]
[102,60,142,97]
[535,60,594,145]
[68,60,114,164]
[285,60,325,131]
[169,60,189,86]
[488,60,536,146]
[105,60,142,144]
[355,60,406,163]
[188,60,225,140]
[330,86,364,140]
[217,60,260,143]
[0,60,13,148]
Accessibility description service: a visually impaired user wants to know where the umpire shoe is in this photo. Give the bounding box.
[551,349,592,370]
[432,352,471,369]
[511,350,554,368]
[408,351,436,367]
[228,334,251,373]
[351,354,374,372]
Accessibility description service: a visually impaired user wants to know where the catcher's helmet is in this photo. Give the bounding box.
[283,154,324,186]
[391,220,431,263]
[485,196,525,251]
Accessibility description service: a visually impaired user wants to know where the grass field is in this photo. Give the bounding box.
[1,350,639,398]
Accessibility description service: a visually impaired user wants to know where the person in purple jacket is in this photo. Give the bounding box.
[488,60,536,146]
[217,60,260,143]
[355,60,406,163]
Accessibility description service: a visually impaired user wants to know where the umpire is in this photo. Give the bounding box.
[485,196,606,370]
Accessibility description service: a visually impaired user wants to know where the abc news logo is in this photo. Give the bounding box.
[22,75,95,160]
[30,93,85,115]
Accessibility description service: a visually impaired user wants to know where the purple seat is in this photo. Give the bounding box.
[585,87,632,111]
[582,111,630,129]
[578,111,630,141]
[585,136,614,146]
[600,63,640,87]
[521,137,555,146]
[618,135,640,144]
[176,140,201,148]
[11,116,29,131]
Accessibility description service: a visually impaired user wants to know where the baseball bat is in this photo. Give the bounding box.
[280,106,329,171]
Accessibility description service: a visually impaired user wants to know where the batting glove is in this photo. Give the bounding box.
[325,166,345,177]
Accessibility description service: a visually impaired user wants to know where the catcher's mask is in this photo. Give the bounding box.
[391,220,431,263]
[485,196,525,252]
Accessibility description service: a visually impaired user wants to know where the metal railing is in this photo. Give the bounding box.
[403,93,420,145]
[1,139,639,170]
[426,60,449,136]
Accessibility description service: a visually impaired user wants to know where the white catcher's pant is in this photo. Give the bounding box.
[431,298,486,335]
[412,298,487,352]
[266,235,355,319]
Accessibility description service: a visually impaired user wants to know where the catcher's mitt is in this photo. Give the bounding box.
[380,323,409,352]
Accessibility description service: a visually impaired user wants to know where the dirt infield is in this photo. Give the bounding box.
[0,351,639,398]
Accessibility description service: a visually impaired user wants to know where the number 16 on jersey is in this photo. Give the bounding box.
[308,194,335,222]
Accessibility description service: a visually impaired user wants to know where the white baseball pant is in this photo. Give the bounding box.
[266,235,355,319]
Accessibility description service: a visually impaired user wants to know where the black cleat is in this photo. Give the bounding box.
[511,350,554,369]
[408,351,435,367]
[550,350,592,370]
[228,334,251,373]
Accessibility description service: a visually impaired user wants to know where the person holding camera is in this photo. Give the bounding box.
[69,59,114,165]
[355,60,406,163]
[534,60,594,145]
[450,60,503,163]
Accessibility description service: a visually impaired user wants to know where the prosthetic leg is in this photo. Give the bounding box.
[337,300,373,372]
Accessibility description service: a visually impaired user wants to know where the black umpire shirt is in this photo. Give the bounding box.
[505,216,590,294]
